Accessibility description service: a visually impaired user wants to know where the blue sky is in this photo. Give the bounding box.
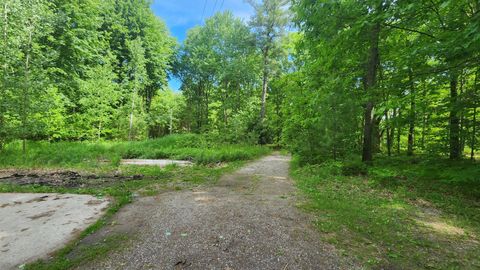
[151,0,255,91]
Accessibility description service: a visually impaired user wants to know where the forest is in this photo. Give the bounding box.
[0,0,479,269]
[1,0,479,162]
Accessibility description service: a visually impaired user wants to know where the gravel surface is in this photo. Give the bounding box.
[78,153,358,270]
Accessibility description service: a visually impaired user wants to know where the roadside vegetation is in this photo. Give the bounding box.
[0,134,270,169]
[284,1,479,268]
[292,156,480,269]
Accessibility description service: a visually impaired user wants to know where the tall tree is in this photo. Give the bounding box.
[125,37,147,140]
[8,0,54,156]
[361,9,382,162]
[175,12,259,135]
[247,0,289,129]
[471,70,478,160]
[0,0,12,149]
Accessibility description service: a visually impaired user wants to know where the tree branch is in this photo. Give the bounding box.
[383,23,437,39]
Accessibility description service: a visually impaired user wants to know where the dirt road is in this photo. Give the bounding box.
[79,153,356,269]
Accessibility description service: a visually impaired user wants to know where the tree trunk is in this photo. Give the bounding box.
[449,72,461,159]
[196,85,202,131]
[421,84,428,150]
[22,21,33,161]
[362,22,381,163]
[373,116,382,153]
[332,104,338,161]
[421,113,428,149]
[472,103,477,161]
[0,1,8,150]
[363,102,375,162]
[472,71,478,160]
[407,70,416,156]
[223,81,229,126]
[459,73,466,153]
[98,120,102,141]
[169,107,173,134]
[385,110,392,157]
[205,84,209,128]
[397,109,402,154]
[128,84,136,141]
[259,47,269,122]
[274,92,282,144]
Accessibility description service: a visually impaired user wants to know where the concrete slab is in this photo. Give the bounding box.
[0,193,109,270]
[121,159,193,167]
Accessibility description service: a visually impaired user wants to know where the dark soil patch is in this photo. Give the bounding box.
[0,171,144,188]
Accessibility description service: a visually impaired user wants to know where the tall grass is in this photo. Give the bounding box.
[0,134,270,168]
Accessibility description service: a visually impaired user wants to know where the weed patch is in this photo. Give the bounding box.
[0,134,271,169]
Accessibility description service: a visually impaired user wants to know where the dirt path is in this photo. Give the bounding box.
[79,153,357,269]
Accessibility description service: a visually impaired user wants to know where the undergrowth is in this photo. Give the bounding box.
[0,134,270,168]
[292,155,480,269]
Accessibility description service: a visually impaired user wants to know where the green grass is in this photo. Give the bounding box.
[292,155,480,269]
[0,134,270,169]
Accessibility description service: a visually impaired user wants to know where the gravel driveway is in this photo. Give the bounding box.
[79,153,357,270]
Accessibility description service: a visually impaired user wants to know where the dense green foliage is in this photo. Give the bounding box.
[2,0,478,160]
[282,2,480,264]
[285,0,479,163]
[0,0,176,146]
[174,0,290,144]
[174,12,260,138]
[171,0,479,162]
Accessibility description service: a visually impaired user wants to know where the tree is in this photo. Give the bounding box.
[0,0,15,149]
[471,70,479,160]
[125,37,147,140]
[48,0,106,110]
[247,0,289,133]
[77,57,120,140]
[148,89,186,137]
[289,0,479,163]
[0,0,176,145]
[5,0,54,156]
[175,12,260,136]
